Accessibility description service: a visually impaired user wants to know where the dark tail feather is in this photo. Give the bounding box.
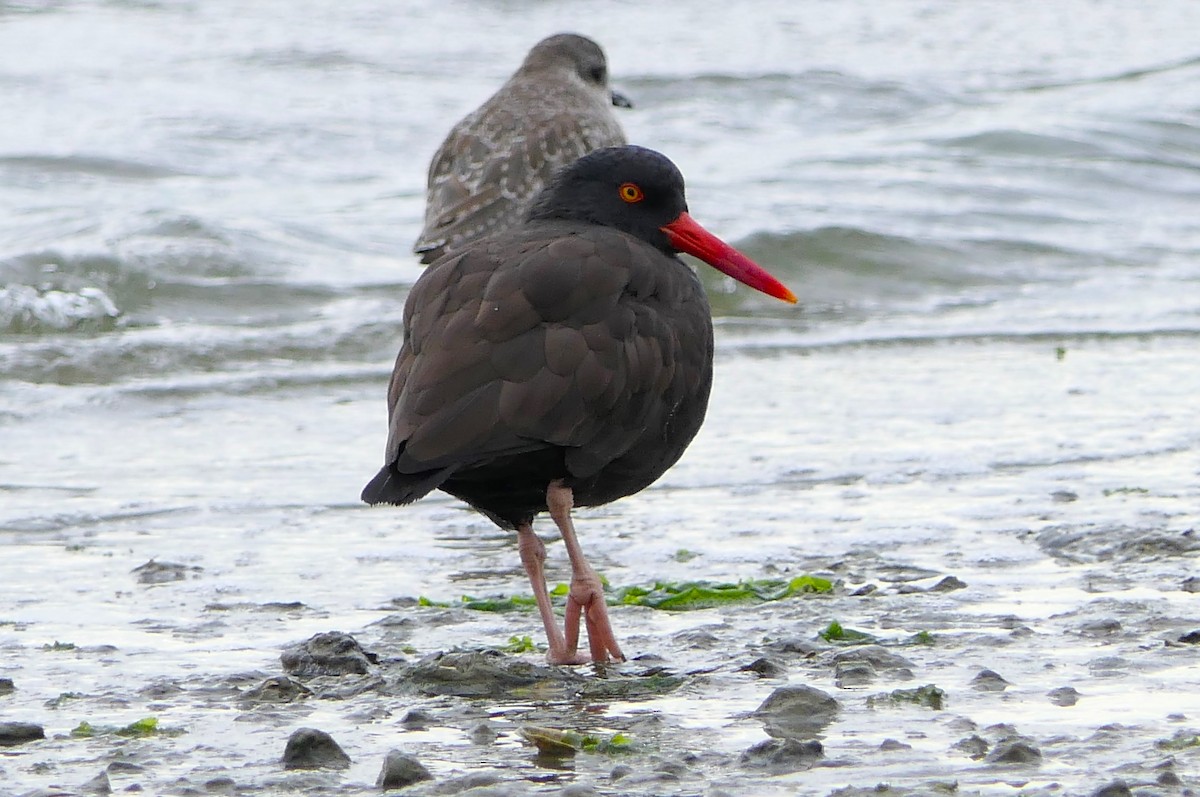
[361,464,456,506]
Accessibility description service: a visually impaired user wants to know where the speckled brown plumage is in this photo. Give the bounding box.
[413,33,628,264]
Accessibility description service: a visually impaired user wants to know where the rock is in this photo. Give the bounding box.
[436,772,503,792]
[1090,780,1131,797]
[131,558,202,584]
[203,777,237,794]
[832,645,915,677]
[866,684,946,710]
[762,637,820,656]
[609,764,632,781]
[81,770,111,794]
[971,669,1009,692]
[400,650,579,698]
[1182,576,1200,593]
[879,738,912,751]
[1080,618,1122,637]
[835,659,876,687]
[951,734,988,759]
[106,761,144,774]
[242,675,312,704]
[738,657,787,678]
[740,737,823,773]
[468,721,497,745]
[0,721,45,746]
[0,677,14,694]
[558,784,598,797]
[377,749,433,790]
[281,727,351,770]
[930,576,967,592]
[281,631,376,677]
[1178,629,1200,644]
[1157,770,1182,786]
[401,708,434,729]
[1047,686,1080,706]
[986,736,1041,764]
[753,685,840,738]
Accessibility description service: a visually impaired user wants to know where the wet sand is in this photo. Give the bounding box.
[2,335,1198,795]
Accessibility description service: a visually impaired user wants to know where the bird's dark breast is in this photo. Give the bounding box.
[381,221,714,528]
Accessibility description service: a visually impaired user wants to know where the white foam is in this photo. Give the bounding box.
[0,284,120,333]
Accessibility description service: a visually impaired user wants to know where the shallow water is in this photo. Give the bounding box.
[2,1,1199,795]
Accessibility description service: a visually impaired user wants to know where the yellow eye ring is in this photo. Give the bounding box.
[618,182,644,203]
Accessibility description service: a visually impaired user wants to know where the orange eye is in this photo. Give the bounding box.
[618,182,644,203]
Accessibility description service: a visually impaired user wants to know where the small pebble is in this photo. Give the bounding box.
[1047,686,1080,707]
[81,770,111,795]
[930,575,967,592]
[469,720,498,745]
[740,738,823,773]
[401,708,434,729]
[609,763,632,781]
[1090,780,1131,797]
[0,721,45,747]
[835,660,876,687]
[986,736,1042,764]
[754,685,840,738]
[738,657,787,678]
[952,734,988,760]
[377,749,433,790]
[1080,618,1122,637]
[971,669,1009,692]
[1157,770,1182,786]
[281,727,351,770]
[280,631,376,677]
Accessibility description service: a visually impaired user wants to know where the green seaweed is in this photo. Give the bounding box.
[70,721,96,738]
[460,593,538,612]
[819,620,876,644]
[1156,730,1200,751]
[116,717,159,737]
[501,635,538,654]
[42,641,77,652]
[70,717,177,739]
[909,630,937,645]
[867,684,947,710]
[1103,486,1149,496]
[416,574,832,615]
[614,576,833,611]
[520,725,638,757]
[576,672,685,700]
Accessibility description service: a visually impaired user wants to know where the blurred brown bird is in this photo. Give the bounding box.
[413,33,631,264]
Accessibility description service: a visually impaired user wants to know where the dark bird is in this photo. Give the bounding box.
[365,145,796,664]
[413,33,631,264]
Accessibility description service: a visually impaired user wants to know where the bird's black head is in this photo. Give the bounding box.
[526,145,689,254]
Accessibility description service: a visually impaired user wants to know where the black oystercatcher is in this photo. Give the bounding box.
[365,145,796,664]
[413,33,630,264]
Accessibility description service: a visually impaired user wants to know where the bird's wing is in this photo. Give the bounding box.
[385,227,693,480]
[413,93,626,260]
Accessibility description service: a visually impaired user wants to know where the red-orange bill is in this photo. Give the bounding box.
[661,212,797,304]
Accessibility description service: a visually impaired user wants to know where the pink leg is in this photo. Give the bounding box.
[517,522,586,665]
[546,480,625,663]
